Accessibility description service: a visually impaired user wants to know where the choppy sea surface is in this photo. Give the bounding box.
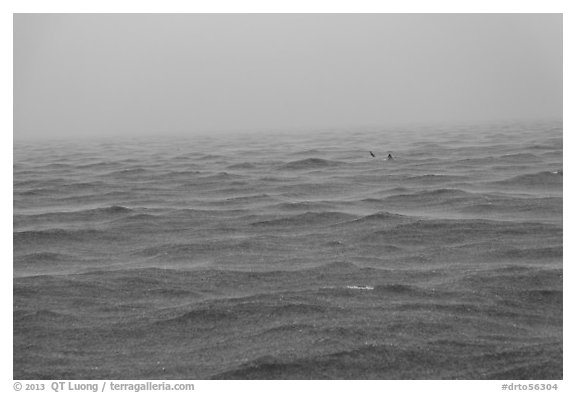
[14,122,562,379]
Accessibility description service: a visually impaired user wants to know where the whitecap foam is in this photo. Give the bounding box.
[346,285,374,291]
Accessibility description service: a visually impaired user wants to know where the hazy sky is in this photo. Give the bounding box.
[14,14,562,139]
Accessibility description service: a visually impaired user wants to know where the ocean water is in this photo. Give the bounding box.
[13,122,562,379]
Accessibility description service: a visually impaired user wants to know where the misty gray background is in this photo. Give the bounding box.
[14,14,562,140]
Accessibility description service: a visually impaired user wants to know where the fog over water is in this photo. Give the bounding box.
[14,14,561,139]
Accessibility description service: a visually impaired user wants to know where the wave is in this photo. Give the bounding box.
[490,171,563,189]
[497,153,542,163]
[161,301,331,329]
[134,236,288,259]
[386,187,415,193]
[541,150,562,158]
[15,252,78,266]
[446,267,562,295]
[157,309,237,327]
[224,194,277,204]
[101,167,151,178]
[374,283,432,295]
[77,161,121,170]
[198,172,245,182]
[389,188,471,199]
[350,211,409,223]
[13,178,69,189]
[14,228,121,247]
[213,335,562,379]
[15,206,134,227]
[459,197,562,216]
[158,170,202,179]
[393,302,524,318]
[451,157,498,167]
[516,289,563,306]
[15,188,54,197]
[448,152,543,167]
[272,201,340,211]
[491,246,563,260]
[40,163,74,170]
[258,176,287,182]
[251,212,357,227]
[384,189,475,206]
[15,183,112,199]
[480,350,562,380]
[135,242,222,258]
[362,219,560,245]
[381,189,562,218]
[226,162,257,170]
[290,149,323,156]
[197,154,224,161]
[403,174,466,184]
[14,309,79,326]
[279,158,344,170]
[95,205,132,214]
[207,342,452,379]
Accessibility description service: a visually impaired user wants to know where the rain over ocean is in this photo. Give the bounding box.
[13,121,562,379]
